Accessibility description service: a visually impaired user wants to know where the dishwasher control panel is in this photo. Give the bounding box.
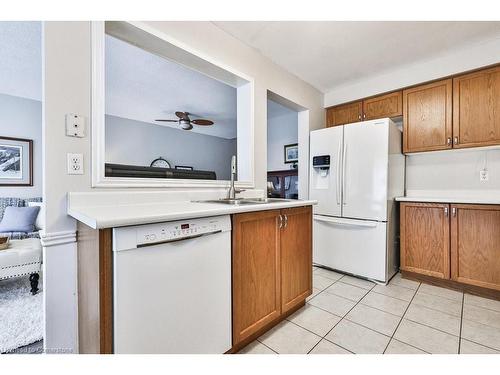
[135,215,231,247]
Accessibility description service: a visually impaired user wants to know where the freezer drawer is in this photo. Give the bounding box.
[313,215,387,282]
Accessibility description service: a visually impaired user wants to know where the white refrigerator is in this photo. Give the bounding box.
[309,118,404,283]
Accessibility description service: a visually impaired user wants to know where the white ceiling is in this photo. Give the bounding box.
[105,35,237,139]
[0,21,41,101]
[213,21,500,93]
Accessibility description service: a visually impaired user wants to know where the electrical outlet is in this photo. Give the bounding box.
[480,169,489,182]
[67,153,84,175]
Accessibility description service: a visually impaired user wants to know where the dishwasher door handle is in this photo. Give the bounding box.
[137,230,222,248]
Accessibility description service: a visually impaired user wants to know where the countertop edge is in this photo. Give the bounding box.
[395,196,500,205]
[68,200,317,230]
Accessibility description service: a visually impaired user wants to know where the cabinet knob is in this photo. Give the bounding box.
[454,136,459,145]
[452,207,457,217]
[447,137,452,146]
[284,214,288,228]
[278,214,283,229]
[444,207,449,217]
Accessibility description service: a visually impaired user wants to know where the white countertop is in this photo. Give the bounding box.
[68,199,316,229]
[396,196,500,205]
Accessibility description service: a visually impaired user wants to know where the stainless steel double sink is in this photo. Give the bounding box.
[193,197,293,205]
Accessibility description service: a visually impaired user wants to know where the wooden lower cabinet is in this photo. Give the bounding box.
[231,206,312,347]
[401,202,500,295]
[451,204,500,291]
[280,207,312,314]
[232,210,282,346]
[400,202,450,279]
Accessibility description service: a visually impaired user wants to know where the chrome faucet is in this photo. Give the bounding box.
[227,155,244,199]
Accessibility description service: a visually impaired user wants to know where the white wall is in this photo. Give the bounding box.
[324,36,500,107]
[267,100,298,171]
[406,148,500,198]
[105,115,237,180]
[42,21,323,352]
[0,94,42,198]
[43,21,91,353]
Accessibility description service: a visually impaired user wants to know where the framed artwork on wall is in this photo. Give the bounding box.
[0,136,33,186]
[284,143,298,164]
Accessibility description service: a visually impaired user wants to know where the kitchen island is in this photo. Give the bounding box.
[68,191,315,354]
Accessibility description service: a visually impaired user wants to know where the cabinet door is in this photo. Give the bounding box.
[232,210,281,345]
[451,204,500,291]
[403,79,452,153]
[280,206,312,314]
[326,101,363,127]
[453,66,500,148]
[400,202,450,279]
[363,91,402,120]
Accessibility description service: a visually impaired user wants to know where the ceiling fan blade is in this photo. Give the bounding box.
[175,111,190,120]
[155,119,178,122]
[192,119,214,126]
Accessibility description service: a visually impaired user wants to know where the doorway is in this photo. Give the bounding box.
[266,91,308,200]
[0,21,44,354]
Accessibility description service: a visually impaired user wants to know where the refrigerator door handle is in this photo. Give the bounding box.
[336,138,342,205]
[342,143,347,206]
[313,215,378,228]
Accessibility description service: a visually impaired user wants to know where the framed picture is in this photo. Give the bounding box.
[0,136,33,186]
[284,143,298,164]
[175,165,194,171]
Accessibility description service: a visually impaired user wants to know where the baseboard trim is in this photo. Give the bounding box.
[401,271,500,301]
[40,230,77,247]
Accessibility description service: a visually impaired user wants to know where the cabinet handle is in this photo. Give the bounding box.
[358,114,361,120]
[284,214,288,228]
[363,113,366,120]
[447,137,452,146]
[454,136,459,145]
[444,207,449,217]
[278,214,283,229]
[452,207,457,217]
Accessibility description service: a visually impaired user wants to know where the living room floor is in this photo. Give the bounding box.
[238,267,500,354]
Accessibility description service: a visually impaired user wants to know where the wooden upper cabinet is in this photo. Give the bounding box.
[363,91,402,120]
[403,79,453,153]
[280,206,312,314]
[232,210,281,345]
[400,202,450,279]
[453,66,500,149]
[451,204,500,291]
[326,101,362,127]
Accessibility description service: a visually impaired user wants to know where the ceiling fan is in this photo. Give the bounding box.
[155,111,214,131]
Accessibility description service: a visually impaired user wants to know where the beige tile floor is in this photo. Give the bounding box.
[238,267,500,354]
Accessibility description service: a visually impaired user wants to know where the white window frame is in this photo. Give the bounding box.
[91,21,255,188]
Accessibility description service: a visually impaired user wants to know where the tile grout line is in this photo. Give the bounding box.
[382,282,421,354]
[307,273,375,354]
[318,280,377,354]
[254,339,279,354]
[308,274,360,354]
[406,291,464,318]
[458,292,465,354]
[459,337,500,353]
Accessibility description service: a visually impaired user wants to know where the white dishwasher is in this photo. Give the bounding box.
[112,215,232,354]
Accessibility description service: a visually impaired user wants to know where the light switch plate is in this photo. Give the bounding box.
[65,114,85,138]
[67,153,84,175]
[480,169,489,182]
